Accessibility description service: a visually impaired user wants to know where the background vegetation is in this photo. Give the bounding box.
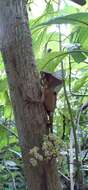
[0,0,88,189]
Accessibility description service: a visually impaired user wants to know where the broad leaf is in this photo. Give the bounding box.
[73,76,88,91]
[71,27,88,50]
[37,51,67,72]
[34,13,88,28]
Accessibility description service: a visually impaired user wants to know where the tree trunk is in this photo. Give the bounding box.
[0,1,61,190]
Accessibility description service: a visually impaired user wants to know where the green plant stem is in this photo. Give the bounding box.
[61,57,79,162]
[59,26,79,173]
[57,1,81,186]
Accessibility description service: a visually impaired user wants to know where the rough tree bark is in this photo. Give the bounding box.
[0,1,61,190]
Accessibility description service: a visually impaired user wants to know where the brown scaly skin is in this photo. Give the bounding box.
[25,71,63,133]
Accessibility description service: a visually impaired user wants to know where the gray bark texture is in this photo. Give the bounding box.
[0,0,61,190]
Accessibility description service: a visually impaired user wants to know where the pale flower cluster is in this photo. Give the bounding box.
[42,133,60,160]
[29,146,43,166]
[29,133,61,167]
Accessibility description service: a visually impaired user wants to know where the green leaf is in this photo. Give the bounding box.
[61,5,78,14]
[4,91,12,118]
[0,53,4,70]
[30,3,58,29]
[32,28,47,54]
[44,2,54,15]
[73,76,88,91]
[71,27,88,50]
[37,51,67,72]
[0,125,8,148]
[9,149,21,158]
[0,78,8,92]
[34,13,88,28]
[71,50,87,63]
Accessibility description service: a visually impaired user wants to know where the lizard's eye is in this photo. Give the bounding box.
[54,92,56,95]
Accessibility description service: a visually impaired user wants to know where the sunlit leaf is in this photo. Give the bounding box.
[37,51,67,72]
[4,91,12,118]
[0,78,8,92]
[73,76,88,91]
[34,13,88,28]
[71,27,88,50]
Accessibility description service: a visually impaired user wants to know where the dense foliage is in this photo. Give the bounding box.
[0,0,88,189]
